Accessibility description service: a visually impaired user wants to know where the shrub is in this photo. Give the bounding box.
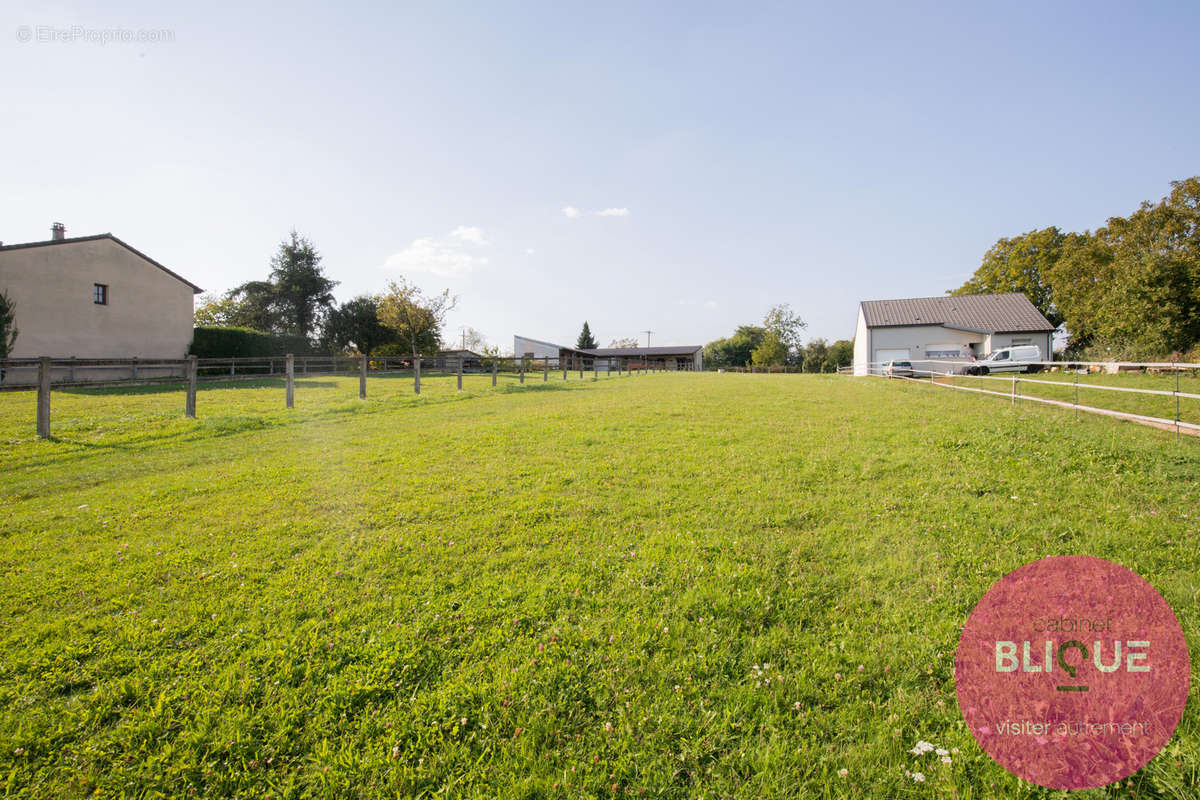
[189,327,319,358]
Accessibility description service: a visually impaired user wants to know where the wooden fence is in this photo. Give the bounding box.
[0,353,684,439]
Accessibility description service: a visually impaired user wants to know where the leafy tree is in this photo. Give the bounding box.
[609,337,639,348]
[951,227,1066,328]
[225,280,282,332]
[269,230,338,340]
[751,331,788,366]
[1049,177,1200,357]
[704,325,766,368]
[824,339,854,372]
[193,293,240,327]
[456,327,489,352]
[803,338,829,373]
[763,303,807,359]
[321,295,397,355]
[0,289,17,359]
[576,321,597,350]
[377,278,457,361]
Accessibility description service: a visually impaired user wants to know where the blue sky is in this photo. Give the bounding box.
[3,1,1198,350]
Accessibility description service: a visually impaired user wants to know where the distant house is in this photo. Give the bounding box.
[852,293,1054,376]
[514,335,703,371]
[0,223,202,361]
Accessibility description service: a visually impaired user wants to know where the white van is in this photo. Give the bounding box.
[966,345,1042,375]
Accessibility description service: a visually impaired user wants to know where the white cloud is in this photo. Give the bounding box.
[703,300,718,309]
[384,231,489,278]
[525,247,536,255]
[596,207,630,217]
[449,226,488,246]
[562,206,581,219]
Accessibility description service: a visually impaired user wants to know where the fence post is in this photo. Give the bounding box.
[593,360,597,379]
[563,361,567,381]
[37,356,51,439]
[543,358,549,381]
[131,356,139,381]
[492,358,498,387]
[360,354,367,399]
[457,357,463,391]
[69,356,76,383]
[186,355,198,418]
[1011,376,1017,405]
[286,354,295,408]
[1074,371,1079,421]
[414,356,421,395]
[1176,368,1181,441]
[520,359,525,384]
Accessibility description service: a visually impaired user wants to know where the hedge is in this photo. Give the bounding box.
[189,327,319,358]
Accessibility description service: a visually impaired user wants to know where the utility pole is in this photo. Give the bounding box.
[642,329,654,347]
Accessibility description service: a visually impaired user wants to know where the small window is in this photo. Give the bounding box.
[93,283,108,305]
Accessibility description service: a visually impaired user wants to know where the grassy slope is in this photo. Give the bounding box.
[0,373,1197,799]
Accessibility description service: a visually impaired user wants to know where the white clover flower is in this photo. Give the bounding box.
[911,772,926,782]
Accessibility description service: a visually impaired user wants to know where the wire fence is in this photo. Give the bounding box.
[0,353,691,439]
[842,358,1200,439]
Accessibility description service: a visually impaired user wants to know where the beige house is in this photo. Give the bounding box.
[0,224,201,363]
[852,293,1054,375]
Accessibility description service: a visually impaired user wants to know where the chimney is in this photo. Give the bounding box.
[51,222,65,240]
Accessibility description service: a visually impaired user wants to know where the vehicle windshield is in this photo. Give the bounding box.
[894,361,911,367]
[985,351,1008,361]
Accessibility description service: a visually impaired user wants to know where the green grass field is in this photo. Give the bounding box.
[1,372,1198,799]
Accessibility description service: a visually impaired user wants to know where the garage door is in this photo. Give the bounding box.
[875,348,910,362]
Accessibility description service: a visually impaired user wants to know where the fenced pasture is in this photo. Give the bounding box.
[851,359,1200,438]
[0,354,669,439]
[0,373,1197,798]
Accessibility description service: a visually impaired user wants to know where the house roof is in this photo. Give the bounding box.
[569,345,703,357]
[0,233,203,294]
[860,293,1054,333]
[514,334,563,349]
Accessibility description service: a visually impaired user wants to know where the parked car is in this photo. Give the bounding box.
[883,360,914,377]
[965,345,1042,375]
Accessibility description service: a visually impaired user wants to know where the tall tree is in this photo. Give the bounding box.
[704,325,765,368]
[269,231,338,340]
[951,227,1066,328]
[751,331,788,366]
[0,289,18,359]
[609,337,639,348]
[576,321,597,349]
[321,295,397,355]
[824,339,854,372]
[803,338,830,373]
[1049,178,1200,358]
[763,304,807,360]
[377,278,457,361]
[225,280,282,332]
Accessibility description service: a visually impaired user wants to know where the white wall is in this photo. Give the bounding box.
[852,307,870,375]
[867,325,982,364]
[0,238,196,359]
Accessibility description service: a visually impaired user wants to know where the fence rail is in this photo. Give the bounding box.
[0,352,691,439]
[847,358,1200,439]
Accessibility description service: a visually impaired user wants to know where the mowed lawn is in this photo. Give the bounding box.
[1,372,1198,799]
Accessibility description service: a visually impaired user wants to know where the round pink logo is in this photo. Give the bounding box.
[955,555,1190,789]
